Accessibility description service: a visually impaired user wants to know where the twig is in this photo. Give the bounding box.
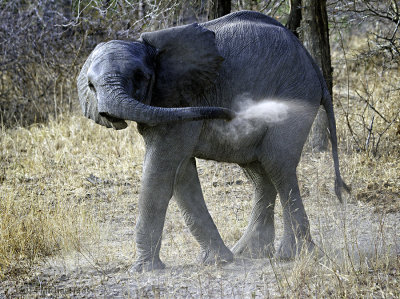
[354,90,390,124]
[373,109,400,156]
[365,114,374,151]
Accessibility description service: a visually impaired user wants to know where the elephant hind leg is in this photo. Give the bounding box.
[174,157,233,265]
[257,113,316,260]
[232,162,276,258]
[269,166,314,260]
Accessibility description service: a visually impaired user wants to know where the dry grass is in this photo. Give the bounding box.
[332,33,400,216]
[0,116,144,278]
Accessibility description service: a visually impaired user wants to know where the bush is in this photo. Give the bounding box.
[0,1,82,126]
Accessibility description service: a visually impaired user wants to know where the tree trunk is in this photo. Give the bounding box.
[286,0,302,38]
[209,0,231,20]
[299,0,332,152]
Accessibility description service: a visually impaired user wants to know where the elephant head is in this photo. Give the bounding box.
[77,24,235,129]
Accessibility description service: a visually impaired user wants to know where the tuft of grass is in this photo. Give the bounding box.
[270,249,400,298]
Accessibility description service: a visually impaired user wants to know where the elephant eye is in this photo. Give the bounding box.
[88,81,95,92]
[133,70,145,82]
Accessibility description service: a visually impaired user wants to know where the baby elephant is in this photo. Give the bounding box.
[77,11,349,271]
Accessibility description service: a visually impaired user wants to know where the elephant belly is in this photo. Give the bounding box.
[194,120,263,164]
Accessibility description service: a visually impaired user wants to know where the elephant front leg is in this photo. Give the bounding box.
[174,158,233,265]
[232,163,276,258]
[132,157,177,272]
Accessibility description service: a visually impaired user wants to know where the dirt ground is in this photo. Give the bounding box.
[1,155,399,298]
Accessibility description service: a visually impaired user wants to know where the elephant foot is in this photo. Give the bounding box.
[201,246,234,265]
[276,235,314,260]
[231,234,274,259]
[131,257,166,273]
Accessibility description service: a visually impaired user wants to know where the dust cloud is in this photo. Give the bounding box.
[221,95,291,140]
[235,98,289,123]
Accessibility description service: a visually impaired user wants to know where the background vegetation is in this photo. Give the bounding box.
[0,0,399,297]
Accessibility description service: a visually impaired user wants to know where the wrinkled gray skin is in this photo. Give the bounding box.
[78,11,349,272]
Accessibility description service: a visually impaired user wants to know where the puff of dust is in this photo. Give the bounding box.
[235,99,289,123]
[222,97,291,140]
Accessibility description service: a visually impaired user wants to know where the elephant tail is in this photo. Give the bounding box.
[321,89,351,203]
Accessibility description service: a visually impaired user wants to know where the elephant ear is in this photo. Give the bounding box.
[140,23,223,106]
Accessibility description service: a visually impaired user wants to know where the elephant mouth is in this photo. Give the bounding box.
[99,112,128,130]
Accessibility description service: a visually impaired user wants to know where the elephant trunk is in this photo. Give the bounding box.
[98,90,235,126]
[96,77,235,126]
